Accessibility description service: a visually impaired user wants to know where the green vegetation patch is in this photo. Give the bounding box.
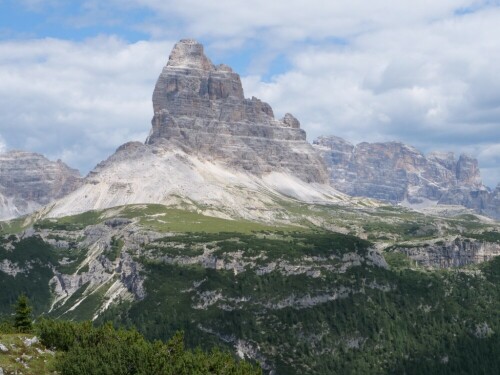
[0,236,57,316]
[105,235,125,261]
[384,251,417,270]
[363,221,438,240]
[465,231,500,243]
[0,333,57,374]
[121,204,298,233]
[0,217,28,235]
[53,246,89,274]
[35,210,103,231]
[50,282,90,317]
[145,230,372,262]
[59,279,116,321]
[454,213,481,222]
[36,319,261,374]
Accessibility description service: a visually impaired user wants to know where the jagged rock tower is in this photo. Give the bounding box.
[146,39,328,183]
[47,40,337,219]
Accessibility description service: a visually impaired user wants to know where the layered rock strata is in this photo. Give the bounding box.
[313,136,499,219]
[0,151,82,220]
[393,238,500,268]
[147,39,328,183]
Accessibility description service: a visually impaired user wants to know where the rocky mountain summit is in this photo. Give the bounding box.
[147,39,327,183]
[0,151,81,220]
[313,136,499,219]
[48,40,345,219]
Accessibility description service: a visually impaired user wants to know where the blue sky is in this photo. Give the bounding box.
[0,0,499,187]
[0,1,151,42]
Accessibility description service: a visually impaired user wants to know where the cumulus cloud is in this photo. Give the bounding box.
[237,5,500,187]
[0,36,173,173]
[129,0,474,40]
[118,0,500,186]
[1,0,499,187]
[0,135,7,153]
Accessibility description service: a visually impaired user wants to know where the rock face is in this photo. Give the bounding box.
[313,136,499,219]
[438,184,500,219]
[46,221,147,319]
[394,238,500,268]
[147,39,328,183]
[0,151,82,220]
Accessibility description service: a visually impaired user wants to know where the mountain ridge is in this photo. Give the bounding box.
[0,150,82,220]
[313,135,500,219]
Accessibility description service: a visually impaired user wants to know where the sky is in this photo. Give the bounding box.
[0,0,499,188]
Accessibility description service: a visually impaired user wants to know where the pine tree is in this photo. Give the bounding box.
[14,294,33,333]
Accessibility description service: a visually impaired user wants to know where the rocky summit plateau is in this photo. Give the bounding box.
[314,135,500,219]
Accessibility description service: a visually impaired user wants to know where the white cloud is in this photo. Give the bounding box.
[1,0,499,187]
[130,0,477,40]
[238,5,500,187]
[0,135,7,153]
[82,0,496,67]
[0,36,174,174]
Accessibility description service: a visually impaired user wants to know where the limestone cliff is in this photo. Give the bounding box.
[313,136,499,219]
[393,238,500,268]
[147,39,328,183]
[0,151,82,220]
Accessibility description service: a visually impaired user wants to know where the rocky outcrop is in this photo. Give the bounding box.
[313,136,499,219]
[393,237,500,268]
[0,151,82,220]
[0,259,26,276]
[147,39,328,183]
[438,184,500,219]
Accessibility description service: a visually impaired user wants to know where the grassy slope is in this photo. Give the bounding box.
[0,334,57,374]
[10,204,300,234]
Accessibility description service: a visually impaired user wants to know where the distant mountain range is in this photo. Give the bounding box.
[0,151,81,220]
[313,136,500,219]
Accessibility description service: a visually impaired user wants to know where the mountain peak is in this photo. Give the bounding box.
[167,39,214,71]
[312,135,500,218]
[146,39,328,183]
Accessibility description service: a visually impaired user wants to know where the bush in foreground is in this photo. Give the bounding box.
[37,319,261,375]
